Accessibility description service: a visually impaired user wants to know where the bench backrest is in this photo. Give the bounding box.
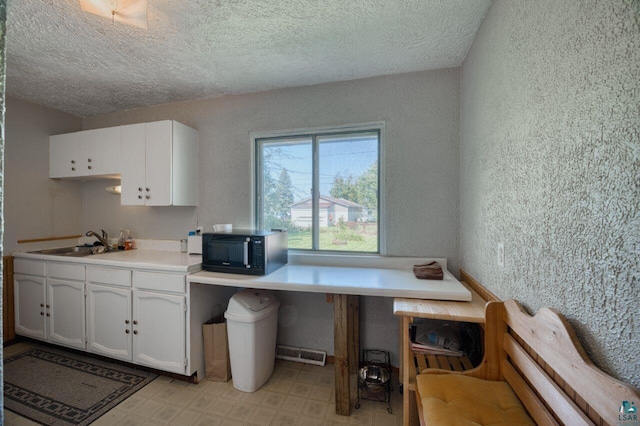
[497,299,639,425]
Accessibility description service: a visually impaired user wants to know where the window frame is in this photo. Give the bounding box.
[251,121,386,255]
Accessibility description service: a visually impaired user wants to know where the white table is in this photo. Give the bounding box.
[188,259,471,416]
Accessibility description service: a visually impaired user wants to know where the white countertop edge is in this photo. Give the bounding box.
[12,250,201,274]
[191,280,468,300]
[188,264,470,301]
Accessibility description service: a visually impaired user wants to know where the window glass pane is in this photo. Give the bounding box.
[318,132,378,252]
[257,128,380,253]
[260,138,313,250]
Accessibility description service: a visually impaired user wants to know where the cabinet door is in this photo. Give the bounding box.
[49,132,84,178]
[85,127,121,176]
[145,121,173,206]
[47,279,86,350]
[133,290,186,374]
[14,274,47,340]
[121,123,147,205]
[87,284,132,361]
[171,121,199,206]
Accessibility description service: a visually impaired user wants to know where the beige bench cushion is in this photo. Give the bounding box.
[416,374,535,425]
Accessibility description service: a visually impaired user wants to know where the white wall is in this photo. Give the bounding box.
[4,97,83,253]
[83,69,461,364]
[460,1,640,387]
[83,69,460,264]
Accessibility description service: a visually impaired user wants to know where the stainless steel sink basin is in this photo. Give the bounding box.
[29,246,97,257]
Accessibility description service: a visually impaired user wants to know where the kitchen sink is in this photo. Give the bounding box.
[28,246,97,257]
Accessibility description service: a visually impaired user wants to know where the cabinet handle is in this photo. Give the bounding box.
[146,195,150,199]
[40,303,44,307]
[71,160,75,164]
[46,304,50,308]
[145,188,150,191]
[88,166,92,170]
[88,158,92,162]
[138,187,143,191]
[125,320,130,324]
[138,195,142,199]
[46,313,50,317]
[40,312,44,316]
[133,320,138,325]
[125,329,130,334]
[133,330,138,335]
[71,167,76,171]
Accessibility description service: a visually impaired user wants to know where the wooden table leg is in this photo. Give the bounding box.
[402,315,412,426]
[348,295,360,374]
[334,293,350,416]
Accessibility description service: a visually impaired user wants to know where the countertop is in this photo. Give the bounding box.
[14,248,470,300]
[13,249,202,274]
[188,264,471,301]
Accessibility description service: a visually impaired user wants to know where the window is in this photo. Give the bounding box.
[254,124,382,253]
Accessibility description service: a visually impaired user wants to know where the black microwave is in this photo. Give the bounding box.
[202,230,288,275]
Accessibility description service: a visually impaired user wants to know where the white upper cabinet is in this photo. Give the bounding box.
[50,131,83,178]
[86,127,122,176]
[49,120,198,206]
[121,120,199,206]
[49,127,121,178]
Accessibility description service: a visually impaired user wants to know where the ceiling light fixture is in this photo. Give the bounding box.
[79,0,148,29]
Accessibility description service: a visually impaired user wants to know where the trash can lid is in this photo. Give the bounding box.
[232,289,278,311]
[225,289,279,323]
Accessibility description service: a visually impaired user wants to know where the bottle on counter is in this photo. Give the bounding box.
[117,229,125,250]
[124,229,134,250]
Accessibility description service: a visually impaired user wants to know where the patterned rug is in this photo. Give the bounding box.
[4,345,157,425]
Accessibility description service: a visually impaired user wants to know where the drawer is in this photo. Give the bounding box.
[87,266,131,287]
[48,262,85,281]
[14,258,46,276]
[134,271,185,294]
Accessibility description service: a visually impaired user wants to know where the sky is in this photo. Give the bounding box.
[262,133,378,202]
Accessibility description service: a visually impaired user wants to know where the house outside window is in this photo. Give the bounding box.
[253,123,383,253]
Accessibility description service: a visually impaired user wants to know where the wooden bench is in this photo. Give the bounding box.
[414,299,640,425]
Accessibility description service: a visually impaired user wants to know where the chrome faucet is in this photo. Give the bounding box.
[86,229,109,249]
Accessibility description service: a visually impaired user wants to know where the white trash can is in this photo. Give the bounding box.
[224,289,280,392]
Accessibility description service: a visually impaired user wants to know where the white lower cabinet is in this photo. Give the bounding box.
[133,290,186,374]
[85,266,187,375]
[48,279,86,350]
[86,283,133,361]
[14,257,231,379]
[14,273,47,340]
[14,260,86,350]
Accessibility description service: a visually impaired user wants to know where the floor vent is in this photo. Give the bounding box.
[276,345,326,366]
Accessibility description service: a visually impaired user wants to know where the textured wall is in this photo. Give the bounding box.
[83,69,460,267]
[460,1,640,387]
[4,97,82,253]
[0,0,6,418]
[83,69,460,364]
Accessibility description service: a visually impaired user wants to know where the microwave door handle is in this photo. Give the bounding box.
[244,238,250,267]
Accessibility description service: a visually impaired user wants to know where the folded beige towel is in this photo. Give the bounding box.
[413,261,443,280]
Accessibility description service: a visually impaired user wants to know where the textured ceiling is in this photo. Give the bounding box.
[6,0,492,117]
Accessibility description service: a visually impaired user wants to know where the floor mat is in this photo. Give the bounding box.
[4,345,157,425]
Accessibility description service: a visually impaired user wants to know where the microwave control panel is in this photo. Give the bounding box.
[251,238,265,270]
